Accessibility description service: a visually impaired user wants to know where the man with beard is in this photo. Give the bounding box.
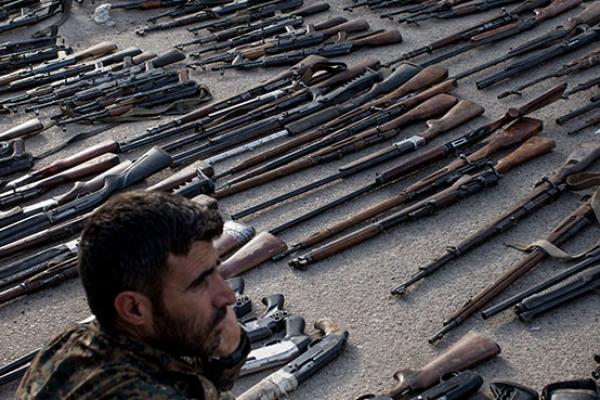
[17,191,250,400]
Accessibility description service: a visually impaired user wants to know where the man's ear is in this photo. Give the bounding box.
[114,291,153,327]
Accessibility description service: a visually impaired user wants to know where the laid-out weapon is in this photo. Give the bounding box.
[451,1,600,82]
[402,0,521,24]
[147,0,231,22]
[230,94,460,219]
[228,276,252,318]
[429,188,600,343]
[0,42,71,73]
[388,0,472,21]
[109,0,186,10]
[567,111,600,135]
[215,65,446,181]
[498,46,600,98]
[382,0,552,66]
[392,142,600,297]
[0,36,60,56]
[490,382,539,400]
[516,263,600,321]
[0,153,120,208]
[214,78,455,197]
[0,41,117,86]
[240,315,311,376]
[419,0,583,71]
[356,331,499,399]
[368,371,484,400]
[0,0,70,34]
[0,140,34,177]
[135,0,299,35]
[476,25,600,90]
[289,136,555,268]
[281,115,539,260]
[237,319,348,400]
[242,294,288,343]
[482,247,600,318]
[211,30,403,70]
[556,94,600,125]
[213,220,255,258]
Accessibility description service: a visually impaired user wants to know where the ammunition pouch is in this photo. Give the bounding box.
[543,380,600,400]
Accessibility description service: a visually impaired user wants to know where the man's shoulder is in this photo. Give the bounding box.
[16,322,206,399]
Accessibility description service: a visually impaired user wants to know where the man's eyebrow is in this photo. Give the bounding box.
[186,259,221,291]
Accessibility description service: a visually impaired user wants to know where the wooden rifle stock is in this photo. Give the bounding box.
[219,232,287,278]
[212,220,255,257]
[383,331,500,399]
[351,30,403,47]
[0,118,51,141]
[6,139,122,188]
[219,66,446,178]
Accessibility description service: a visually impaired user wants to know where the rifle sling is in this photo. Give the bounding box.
[508,185,600,260]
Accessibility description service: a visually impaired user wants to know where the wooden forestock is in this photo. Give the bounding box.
[386,331,500,399]
[0,118,47,141]
[495,136,555,174]
[375,65,448,106]
[351,30,403,47]
[218,232,287,278]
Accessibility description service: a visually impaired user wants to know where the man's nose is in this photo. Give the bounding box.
[213,274,236,307]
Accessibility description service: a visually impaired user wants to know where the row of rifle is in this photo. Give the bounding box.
[0,57,454,302]
[164,0,404,71]
[0,0,75,36]
[0,276,349,400]
[0,53,595,346]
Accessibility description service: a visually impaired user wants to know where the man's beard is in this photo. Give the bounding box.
[151,300,228,358]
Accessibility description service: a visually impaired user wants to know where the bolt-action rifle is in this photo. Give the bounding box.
[215,77,455,196]
[281,115,539,260]
[289,137,555,268]
[216,65,448,181]
[419,0,582,70]
[429,188,600,343]
[498,46,600,98]
[556,94,600,125]
[392,142,600,297]
[402,0,520,24]
[476,25,600,90]
[356,331,499,399]
[383,0,551,66]
[230,94,459,219]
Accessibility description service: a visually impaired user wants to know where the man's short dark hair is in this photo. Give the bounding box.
[79,191,223,328]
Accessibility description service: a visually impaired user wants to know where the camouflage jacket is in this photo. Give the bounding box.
[17,320,248,400]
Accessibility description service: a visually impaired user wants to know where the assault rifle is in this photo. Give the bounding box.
[392,142,600,297]
[215,65,448,181]
[401,0,520,24]
[191,18,369,62]
[280,116,539,260]
[383,0,551,66]
[289,137,555,268]
[230,94,460,218]
[482,247,600,319]
[385,0,472,21]
[0,140,34,177]
[476,25,600,89]
[214,76,455,197]
[357,331,499,399]
[0,42,71,73]
[237,319,348,400]
[498,46,600,98]
[0,153,120,208]
[135,0,297,35]
[109,0,186,9]
[167,63,384,164]
[212,30,403,70]
[0,147,172,247]
[185,0,306,32]
[0,0,69,34]
[147,0,231,21]
[430,188,600,343]
[0,41,117,86]
[0,46,145,95]
[0,36,61,56]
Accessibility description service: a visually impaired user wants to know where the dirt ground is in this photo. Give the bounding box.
[0,0,599,399]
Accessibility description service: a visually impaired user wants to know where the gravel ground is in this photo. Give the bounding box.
[0,1,599,399]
